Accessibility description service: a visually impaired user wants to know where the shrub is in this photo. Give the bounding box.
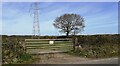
[69,43,118,58]
[77,34,119,45]
[69,34,119,58]
[2,38,31,64]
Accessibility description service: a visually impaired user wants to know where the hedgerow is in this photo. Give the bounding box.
[2,38,31,64]
[69,34,119,58]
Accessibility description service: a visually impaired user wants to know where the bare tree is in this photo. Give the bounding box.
[53,13,85,36]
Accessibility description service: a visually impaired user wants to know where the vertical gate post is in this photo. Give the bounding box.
[72,36,76,50]
[23,39,27,53]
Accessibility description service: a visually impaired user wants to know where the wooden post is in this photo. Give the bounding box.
[72,35,76,50]
[23,40,26,53]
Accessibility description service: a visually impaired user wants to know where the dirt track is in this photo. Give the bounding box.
[32,53,89,64]
[31,53,118,64]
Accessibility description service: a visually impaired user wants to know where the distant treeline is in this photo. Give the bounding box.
[1,34,120,43]
[2,35,67,39]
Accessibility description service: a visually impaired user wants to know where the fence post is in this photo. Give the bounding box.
[23,39,26,53]
[72,36,75,50]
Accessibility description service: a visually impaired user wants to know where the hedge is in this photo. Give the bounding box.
[69,34,119,58]
[77,34,119,45]
[2,38,31,64]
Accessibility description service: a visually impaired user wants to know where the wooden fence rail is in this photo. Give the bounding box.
[24,39,72,54]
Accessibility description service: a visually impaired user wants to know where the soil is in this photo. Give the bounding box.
[32,53,90,64]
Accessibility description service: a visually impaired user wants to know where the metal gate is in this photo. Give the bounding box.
[25,39,72,54]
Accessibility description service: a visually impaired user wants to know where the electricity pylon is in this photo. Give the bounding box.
[32,2,40,38]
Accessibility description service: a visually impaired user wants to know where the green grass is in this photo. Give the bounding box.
[19,53,32,62]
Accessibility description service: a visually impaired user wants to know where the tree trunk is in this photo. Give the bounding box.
[66,31,69,37]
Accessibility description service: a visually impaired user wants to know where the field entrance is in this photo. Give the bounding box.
[25,39,73,54]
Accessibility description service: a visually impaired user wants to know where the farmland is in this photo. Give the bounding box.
[1,34,119,64]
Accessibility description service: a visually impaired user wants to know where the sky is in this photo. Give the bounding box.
[1,2,118,36]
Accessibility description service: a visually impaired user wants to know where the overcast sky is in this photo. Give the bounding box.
[2,2,118,36]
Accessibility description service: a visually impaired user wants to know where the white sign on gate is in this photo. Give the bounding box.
[49,41,54,44]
